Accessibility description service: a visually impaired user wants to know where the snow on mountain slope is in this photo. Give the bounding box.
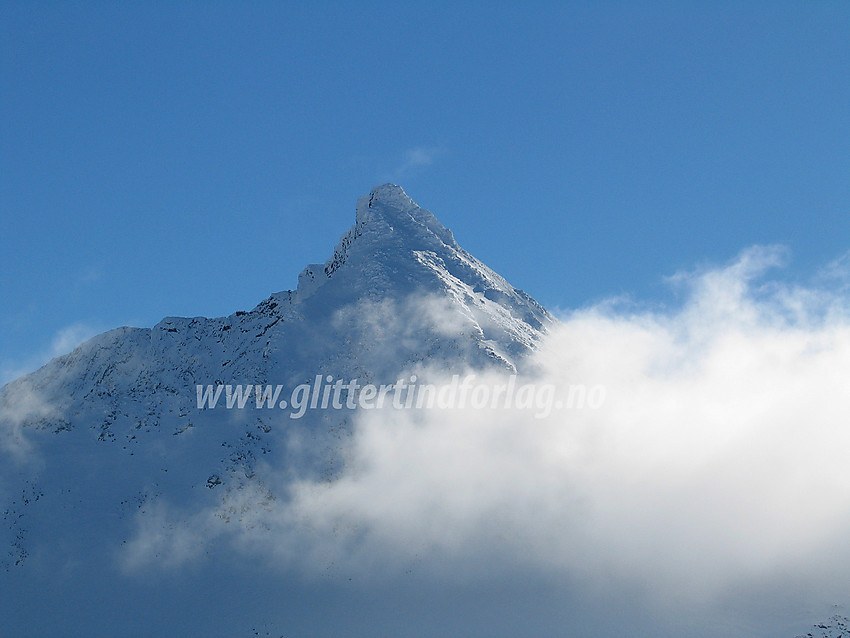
[0,185,552,531]
[1,183,550,434]
[0,184,554,636]
[0,186,844,638]
[797,614,850,638]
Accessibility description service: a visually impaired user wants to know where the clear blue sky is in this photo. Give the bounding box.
[2,1,849,382]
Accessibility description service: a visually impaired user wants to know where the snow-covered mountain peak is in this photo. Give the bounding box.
[355,183,457,249]
[285,186,551,370]
[0,186,553,425]
[359,182,414,212]
[296,184,458,300]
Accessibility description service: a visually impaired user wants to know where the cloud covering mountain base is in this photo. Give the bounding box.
[110,246,850,636]
[2,183,848,636]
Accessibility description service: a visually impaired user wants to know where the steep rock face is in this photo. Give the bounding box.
[0,184,554,576]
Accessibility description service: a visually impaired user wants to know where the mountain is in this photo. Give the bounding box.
[0,184,554,637]
[1,183,550,436]
[1,185,837,638]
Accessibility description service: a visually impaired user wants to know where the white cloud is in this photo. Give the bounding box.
[117,246,850,633]
[118,502,215,572]
[390,145,442,178]
[818,250,850,291]
[402,146,437,168]
[0,378,56,465]
[247,247,850,621]
[1,321,102,386]
[0,322,101,465]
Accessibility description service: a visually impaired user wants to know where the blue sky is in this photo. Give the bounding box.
[2,1,849,382]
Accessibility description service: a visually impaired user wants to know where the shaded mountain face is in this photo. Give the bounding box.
[0,185,554,636]
[796,615,850,638]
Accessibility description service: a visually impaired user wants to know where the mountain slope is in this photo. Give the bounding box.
[0,185,842,638]
[1,183,551,435]
[0,184,555,636]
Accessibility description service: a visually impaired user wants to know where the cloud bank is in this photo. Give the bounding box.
[121,246,850,634]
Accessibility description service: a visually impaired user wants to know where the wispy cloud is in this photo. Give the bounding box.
[388,145,443,179]
[0,378,56,465]
[402,146,437,169]
[818,250,850,290]
[118,502,215,572]
[1,322,103,386]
